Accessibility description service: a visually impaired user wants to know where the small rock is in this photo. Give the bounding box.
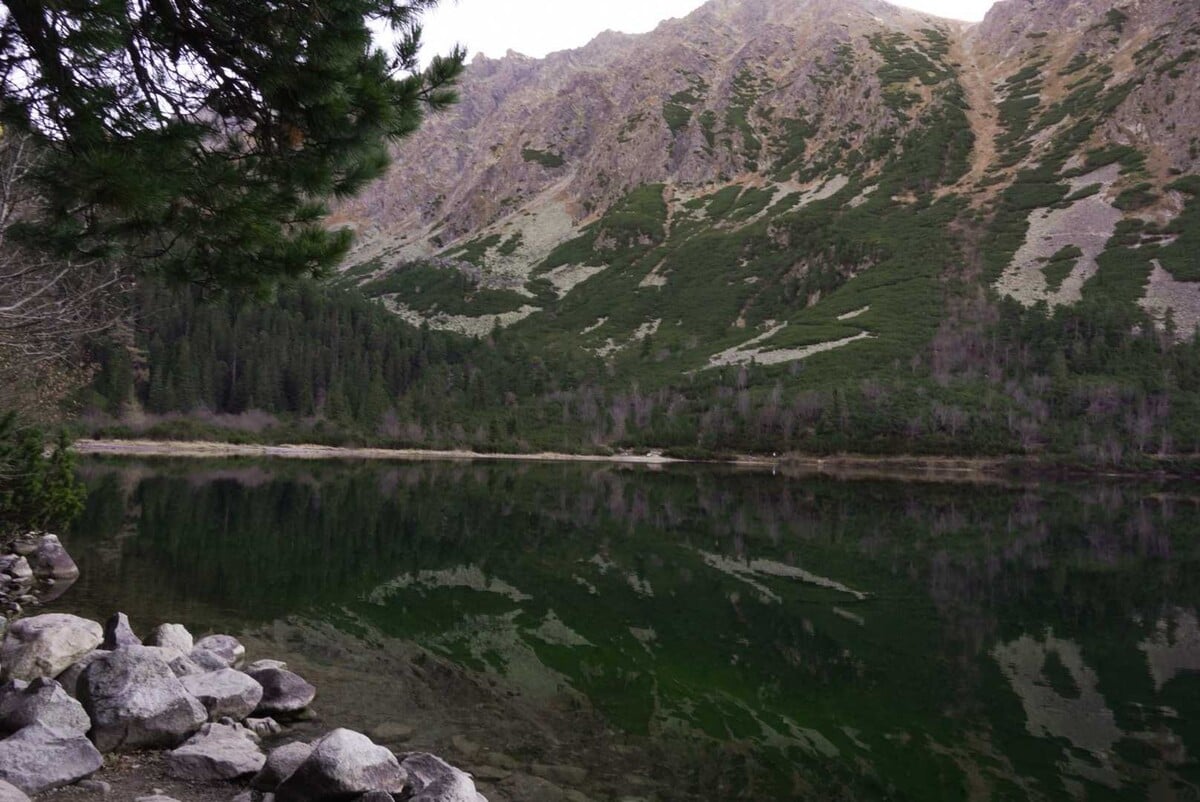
[196,635,246,667]
[135,796,182,802]
[166,722,266,781]
[0,723,103,794]
[245,659,287,673]
[0,779,30,802]
[80,645,207,752]
[100,613,140,650]
[401,753,483,802]
[180,669,264,721]
[27,535,79,581]
[275,730,405,802]
[77,779,112,794]
[0,613,103,682]
[145,624,194,657]
[251,741,313,791]
[246,717,283,737]
[249,667,315,717]
[0,556,31,581]
[0,677,91,735]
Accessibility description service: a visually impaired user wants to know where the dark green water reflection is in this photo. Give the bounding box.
[57,459,1200,801]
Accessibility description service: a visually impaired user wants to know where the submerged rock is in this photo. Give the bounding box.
[0,722,103,794]
[245,717,283,738]
[401,753,484,802]
[251,741,313,791]
[100,613,141,650]
[249,667,315,717]
[0,613,103,682]
[80,645,207,752]
[0,677,90,735]
[274,729,406,802]
[180,669,264,721]
[167,722,266,781]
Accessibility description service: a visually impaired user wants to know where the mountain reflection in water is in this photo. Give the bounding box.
[56,459,1200,801]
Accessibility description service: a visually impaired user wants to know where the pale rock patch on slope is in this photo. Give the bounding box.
[638,259,669,288]
[699,551,868,604]
[1140,260,1200,340]
[380,297,540,338]
[580,317,608,335]
[594,319,661,358]
[847,184,879,208]
[1139,608,1200,692]
[775,174,850,210]
[543,264,608,297]
[368,565,533,605]
[706,323,874,369]
[475,189,579,282]
[837,306,871,321]
[995,164,1123,307]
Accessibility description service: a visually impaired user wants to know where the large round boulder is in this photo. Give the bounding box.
[179,669,263,721]
[26,535,79,582]
[0,723,103,794]
[274,729,406,802]
[248,667,315,717]
[145,624,194,658]
[0,677,90,735]
[401,753,485,802]
[166,722,266,781]
[0,614,102,682]
[194,635,245,667]
[79,645,207,752]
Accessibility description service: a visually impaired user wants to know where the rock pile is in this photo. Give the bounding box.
[0,612,487,802]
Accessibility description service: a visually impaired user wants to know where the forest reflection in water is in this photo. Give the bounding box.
[56,458,1200,801]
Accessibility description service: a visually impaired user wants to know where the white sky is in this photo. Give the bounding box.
[417,1,996,62]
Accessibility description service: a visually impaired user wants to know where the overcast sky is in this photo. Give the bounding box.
[417,1,997,62]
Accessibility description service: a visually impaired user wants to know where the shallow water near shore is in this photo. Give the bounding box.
[51,458,1200,801]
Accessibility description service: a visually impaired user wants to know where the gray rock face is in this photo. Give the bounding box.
[0,613,103,682]
[145,624,194,657]
[401,753,483,802]
[0,779,29,802]
[27,535,79,581]
[80,645,207,752]
[166,722,266,781]
[251,741,313,791]
[0,677,90,735]
[54,650,106,699]
[195,635,245,667]
[180,669,264,721]
[0,723,103,794]
[100,613,140,650]
[189,648,231,672]
[249,667,315,716]
[274,730,406,802]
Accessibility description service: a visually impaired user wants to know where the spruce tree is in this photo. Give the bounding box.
[0,0,464,293]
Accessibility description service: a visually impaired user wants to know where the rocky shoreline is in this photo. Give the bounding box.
[0,535,487,802]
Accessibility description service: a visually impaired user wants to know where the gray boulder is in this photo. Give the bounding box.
[166,722,266,781]
[0,677,90,735]
[245,659,287,673]
[145,623,194,657]
[54,650,106,699]
[245,717,282,738]
[189,648,231,672]
[0,723,103,794]
[100,613,140,650]
[180,669,263,721]
[0,613,103,682]
[274,729,406,802]
[135,796,182,802]
[195,635,245,667]
[26,535,79,581]
[0,780,29,802]
[251,741,313,791]
[0,556,31,582]
[80,645,207,752]
[249,667,315,717]
[401,753,483,802]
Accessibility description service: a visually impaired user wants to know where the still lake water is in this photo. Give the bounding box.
[53,458,1200,801]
